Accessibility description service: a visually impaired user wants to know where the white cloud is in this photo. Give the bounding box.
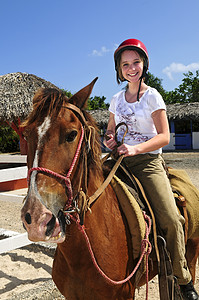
[90,44,118,57]
[162,62,199,80]
[90,46,111,57]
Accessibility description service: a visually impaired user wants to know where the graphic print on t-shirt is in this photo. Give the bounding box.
[116,101,149,143]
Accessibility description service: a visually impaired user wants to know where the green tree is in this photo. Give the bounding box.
[164,70,199,104]
[0,125,20,153]
[177,70,199,103]
[87,96,109,110]
[61,89,73,98]
[145,72,166,97]
[164,90,180,104]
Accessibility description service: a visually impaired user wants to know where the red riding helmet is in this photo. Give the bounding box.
[114,38,149,71]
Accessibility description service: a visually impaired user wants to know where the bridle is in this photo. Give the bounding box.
[28,123,84,208]
[28,105,129,221]
[27,103,90,216]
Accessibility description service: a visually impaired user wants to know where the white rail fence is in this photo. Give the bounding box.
[0,154,32,254]
[0,229,33,254]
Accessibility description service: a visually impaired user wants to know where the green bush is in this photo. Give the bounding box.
[0,125,20,153]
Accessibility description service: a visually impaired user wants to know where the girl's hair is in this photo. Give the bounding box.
[115,49,145,84]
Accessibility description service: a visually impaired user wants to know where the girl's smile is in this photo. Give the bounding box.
[120,50,144,82]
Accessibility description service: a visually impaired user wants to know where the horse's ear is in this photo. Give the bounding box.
[69,77,98,109]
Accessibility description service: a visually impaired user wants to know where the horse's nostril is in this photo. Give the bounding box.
[25,213,32,224]
[45,215,56,236]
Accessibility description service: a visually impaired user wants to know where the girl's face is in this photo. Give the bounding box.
[120,50,144,83]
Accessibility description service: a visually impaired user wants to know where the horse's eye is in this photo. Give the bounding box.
[65,130,78,142]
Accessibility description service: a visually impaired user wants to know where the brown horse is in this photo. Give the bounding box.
[21,79,199,300]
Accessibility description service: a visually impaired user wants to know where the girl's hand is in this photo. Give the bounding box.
[117,144,139,157]
[104,134,117,150]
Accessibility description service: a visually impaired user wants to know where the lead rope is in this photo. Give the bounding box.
[70,211,152,300]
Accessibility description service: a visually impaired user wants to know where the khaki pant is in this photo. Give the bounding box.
[123,153,192,285]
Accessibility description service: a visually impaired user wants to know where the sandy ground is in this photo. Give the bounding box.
[0,151,199,299]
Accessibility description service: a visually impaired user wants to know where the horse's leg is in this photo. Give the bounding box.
[186,238,199,283]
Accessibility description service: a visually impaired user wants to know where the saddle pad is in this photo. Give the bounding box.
[168,168,199,239]
[111,175,147,285]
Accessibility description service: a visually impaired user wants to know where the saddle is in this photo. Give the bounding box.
[103,159,189,243]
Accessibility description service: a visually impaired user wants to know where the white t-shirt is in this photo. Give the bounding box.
[109,87,166,154]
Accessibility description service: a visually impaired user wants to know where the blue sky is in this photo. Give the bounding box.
[1,0,199,103]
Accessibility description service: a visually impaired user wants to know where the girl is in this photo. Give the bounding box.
[104,38,198,300]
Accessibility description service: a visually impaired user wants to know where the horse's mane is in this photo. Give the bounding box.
[23,87,103,174]
[22,88,67,126]
[80,110,103,175]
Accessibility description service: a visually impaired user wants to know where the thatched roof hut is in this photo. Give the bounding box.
[0,72,58,122]
[166,102,199,121]
[89,109,110,126]
[90,103,199,126]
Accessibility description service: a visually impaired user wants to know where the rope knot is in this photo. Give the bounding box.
[141,238,152,255]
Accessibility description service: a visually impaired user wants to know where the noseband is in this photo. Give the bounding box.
[28,103,89,213]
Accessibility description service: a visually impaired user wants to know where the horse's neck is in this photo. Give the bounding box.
[73,154,104,197]
[88,170,104,195]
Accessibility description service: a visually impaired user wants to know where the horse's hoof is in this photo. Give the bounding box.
[180,280,199,300]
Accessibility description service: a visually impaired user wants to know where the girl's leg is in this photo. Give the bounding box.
[124,154,192,285]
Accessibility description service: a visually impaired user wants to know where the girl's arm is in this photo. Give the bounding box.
[117,109,170,156]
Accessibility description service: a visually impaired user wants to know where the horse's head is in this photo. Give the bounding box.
[21,78,102,243]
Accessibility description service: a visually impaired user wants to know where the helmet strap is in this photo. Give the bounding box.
[137,66,147,102]
[137,77,142,102]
